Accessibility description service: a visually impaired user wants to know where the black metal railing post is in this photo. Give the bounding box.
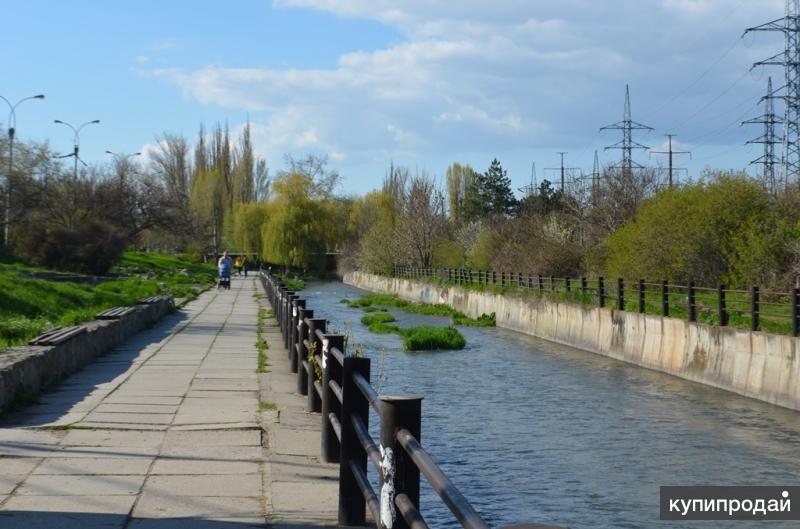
[793,288,800,337]
[338,356,371,526]
[283,291,296,350]
[661,281,669,317]
[290,299,306,373]
[617,278,625,310]
[306,318,326,413]
[718,285,728,326]
[538,274,544,294]
[321,334,344,463]
[296,309,313,395]
[565,277,571,293]
[688,281,697,322]
[380,395,423,529]
[751,286,760,331]
[598,276,605,308]
[581,277,587,297]
[638,279,645,314]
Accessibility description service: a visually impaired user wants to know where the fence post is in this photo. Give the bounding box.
[549,275,555,294]
[290,299,306,373]
[718,285,728,326]
[538,274,544,294]
[380,395,423,529]
[284,291,296,350]
[296,308,313,395]
[751,286,760,332]
[565,277,571,293]
[276,286,285,337]
[339,356,371,526]
[598,276,605,308]
[617,278,625,310]
[794,288,800,337]
[661,281,669,317]
[688,281,697,322]
[321,334,344,463]
[638,279,645,314]
[306,318,326,413]
[581,277,587,297]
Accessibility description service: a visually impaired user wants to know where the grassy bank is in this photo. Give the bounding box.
[0,251,215,350]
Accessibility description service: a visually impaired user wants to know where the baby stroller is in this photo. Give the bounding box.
[218,264,232,290]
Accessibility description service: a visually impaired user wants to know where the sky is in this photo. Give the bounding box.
[0,0,790,196]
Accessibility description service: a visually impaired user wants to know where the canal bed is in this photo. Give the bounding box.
[303,281,800,529]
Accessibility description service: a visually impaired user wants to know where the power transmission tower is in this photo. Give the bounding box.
[650,134,691,188]
[517,162,538,197]
[590,150,602,204]
[742,76,783,194]
[600,84,654,179]
[545,152,579,193]
[745,0,800,189]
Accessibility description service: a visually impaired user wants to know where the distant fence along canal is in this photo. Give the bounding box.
[394,266,800,337]
[259,270,566,529]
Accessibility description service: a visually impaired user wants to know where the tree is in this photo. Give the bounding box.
[395,173,448,268]
[516,179,564,217]
[445,163,478,225]
[465,158,517,219]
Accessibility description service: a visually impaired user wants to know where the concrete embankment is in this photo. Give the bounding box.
[344,271,800,412]
[0,297,173,413]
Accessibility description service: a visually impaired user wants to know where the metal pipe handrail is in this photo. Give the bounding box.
[396,493,430,529]
[353,371,381,413]
[396,428,491,529]
[350,460,380,522]
[330,346,345,366]
[352,414,381,473]
[329,413,342,441]
[329,379,343,404]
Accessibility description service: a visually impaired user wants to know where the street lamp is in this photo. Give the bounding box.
[105,150,141,185]
[0,93,45,248]
[53,119,100,179]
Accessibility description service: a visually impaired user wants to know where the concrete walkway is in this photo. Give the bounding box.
[0,277,340,529]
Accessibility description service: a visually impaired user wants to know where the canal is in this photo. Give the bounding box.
[304,281,800,529]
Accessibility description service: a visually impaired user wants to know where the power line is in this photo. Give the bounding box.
[544,152,579,193]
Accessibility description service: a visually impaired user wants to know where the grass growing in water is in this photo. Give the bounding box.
[342,293,495,327]
[359,311,465,350]
[360,313,402,334]
[402,326,465,351]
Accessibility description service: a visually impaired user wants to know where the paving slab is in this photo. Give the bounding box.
[33,457,153,475]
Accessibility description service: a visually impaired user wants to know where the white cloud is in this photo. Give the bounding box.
[140,1,791,182]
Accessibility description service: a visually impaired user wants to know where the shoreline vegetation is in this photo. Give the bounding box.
[0,251,215,351]
[342,292,491,351]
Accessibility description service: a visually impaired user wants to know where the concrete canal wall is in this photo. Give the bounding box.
[0,297,173,413]
[344,271,800,412]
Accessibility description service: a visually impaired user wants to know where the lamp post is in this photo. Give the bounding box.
[0,94,45,248]
[54,119,100,179]
[105,150,141,185]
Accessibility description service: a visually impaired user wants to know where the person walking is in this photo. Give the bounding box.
[218,251,233,289]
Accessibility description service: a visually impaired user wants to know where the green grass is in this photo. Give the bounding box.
[342,293,495,327]
[276,274,305,292]
[401,326,466,351]
[0,251,216,350]
[256,307,270,373]
[259,400,277,411]
[358,310,465,350]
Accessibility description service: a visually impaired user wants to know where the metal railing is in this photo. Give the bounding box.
[259,270,566,529]
[393,266,800,337]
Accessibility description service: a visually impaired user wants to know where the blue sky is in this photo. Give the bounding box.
[0,0,789,195]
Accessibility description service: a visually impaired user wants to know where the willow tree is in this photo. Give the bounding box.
[261,173,328,272]
[191,167,228,253]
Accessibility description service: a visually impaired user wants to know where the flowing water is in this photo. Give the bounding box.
[303,281,800,529]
